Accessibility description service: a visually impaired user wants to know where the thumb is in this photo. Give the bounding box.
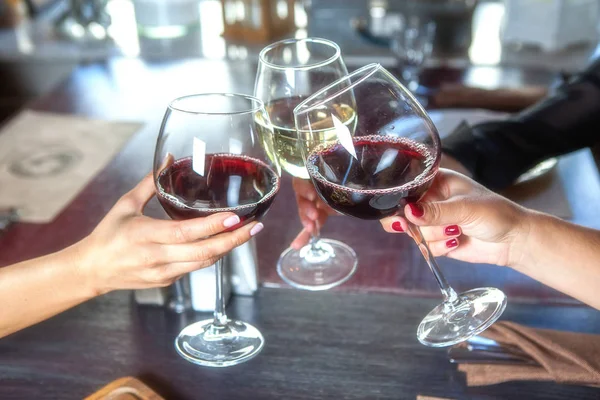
[124,171,157,213]
[124,154,174,213]
[404,197,476,228]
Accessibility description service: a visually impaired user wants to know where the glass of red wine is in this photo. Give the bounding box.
[294,64,507,347]
[153,93,280,366]
[254,37,358,291]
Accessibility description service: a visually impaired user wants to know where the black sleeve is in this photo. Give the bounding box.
[442,57,600,190]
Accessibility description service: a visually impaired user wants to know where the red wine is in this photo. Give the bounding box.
[156,154,280,230]
[306,135,438,220]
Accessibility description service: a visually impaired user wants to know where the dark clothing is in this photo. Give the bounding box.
[442,58,600,190]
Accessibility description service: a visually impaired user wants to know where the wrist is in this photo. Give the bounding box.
[64,238,107,299]
[506,209,544,272]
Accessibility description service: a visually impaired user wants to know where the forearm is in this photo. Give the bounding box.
[443,59,600,190]
[0,244,96,338]
[513,213,600,309]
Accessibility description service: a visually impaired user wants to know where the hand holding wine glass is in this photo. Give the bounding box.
[85,171,265,294]
[254,37,358,290]
[295,63,507,347]
[378,169,529,266]
[154,93,280,367]
[290,176,338,250]
[290,154,472,250]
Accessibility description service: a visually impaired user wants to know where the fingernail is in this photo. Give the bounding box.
[409,203,424,218]
[223,215,241,228]
[445,225,460,236]
[250,222,264,236]
[391,221,403,232]
[446,238,458,249]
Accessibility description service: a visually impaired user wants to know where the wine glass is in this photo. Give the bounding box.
[153,93,280,366]
[254,37,358,291]
[391,15,436,94]
[294,64,507,347]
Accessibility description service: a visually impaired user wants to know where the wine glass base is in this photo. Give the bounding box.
[277,239,358,291]
[175,319,264,367]
[417,287,507,348]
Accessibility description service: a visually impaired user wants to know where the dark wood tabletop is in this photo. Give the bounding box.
[2,288,600,400]
[1,58,600,399]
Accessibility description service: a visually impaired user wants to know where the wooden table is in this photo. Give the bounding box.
[2,288,600,400]
[1,58,600,399]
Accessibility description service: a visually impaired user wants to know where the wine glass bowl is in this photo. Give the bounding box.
[153,93,280,367]
[295,64,507,347]
[297,64,440,221]
[255,38,359,291]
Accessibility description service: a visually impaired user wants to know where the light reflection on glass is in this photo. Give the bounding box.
[200,0,226,59]
[468,2,504,65]
[107,0,140,56]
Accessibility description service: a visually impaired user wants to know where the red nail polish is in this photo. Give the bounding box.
[391,221,403,232]
[409,203,424,217]
[445,225,460,236]
[446,238,458,249]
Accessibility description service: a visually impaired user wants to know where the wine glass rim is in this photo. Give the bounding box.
[258,37,341,71]
[294,63,381,115]
[168,93,265,115]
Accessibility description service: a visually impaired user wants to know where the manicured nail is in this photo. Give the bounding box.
[445,225,460,236]
[250,222,264,236]
[391,221,403,232]
[223,215,241,228]
[409,203,424,218]
[446,238,458,249]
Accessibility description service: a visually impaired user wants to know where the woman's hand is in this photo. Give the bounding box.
[379,169,531,268]
[289,157,472,251]
[290,177,338,250]
[75,172,264,295]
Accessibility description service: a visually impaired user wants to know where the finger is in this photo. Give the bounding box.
[141,211,242,244]
[404,196,478,228]
[157,153,175,174]
[291,228,311,250]
[140,261,215,287]
[158,261,215,282]
[424,168,478,202]
[380,217,461,241]
[293,177,317,201]
[315,198,337,216]
[297,196,320,223]
[157,221,263,263]
[380,216,408,234]
[119,172,156,214]
[423,237,460,258]
[315,208,329,230]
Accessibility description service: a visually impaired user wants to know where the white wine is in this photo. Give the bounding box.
[259,96,356,179]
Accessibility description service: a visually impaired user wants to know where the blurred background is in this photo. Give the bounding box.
[1,0,599,123]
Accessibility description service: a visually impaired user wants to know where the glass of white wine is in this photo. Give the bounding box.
[254,37,359,290]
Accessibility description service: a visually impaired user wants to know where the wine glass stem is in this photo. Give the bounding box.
[408,223,459,304]
[309,219,321,249]
[213,258,228,326]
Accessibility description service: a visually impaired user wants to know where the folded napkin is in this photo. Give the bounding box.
[458,321,600,386]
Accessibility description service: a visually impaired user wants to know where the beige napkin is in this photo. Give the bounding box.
[0,110,142,223]
[458,321,600,387]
